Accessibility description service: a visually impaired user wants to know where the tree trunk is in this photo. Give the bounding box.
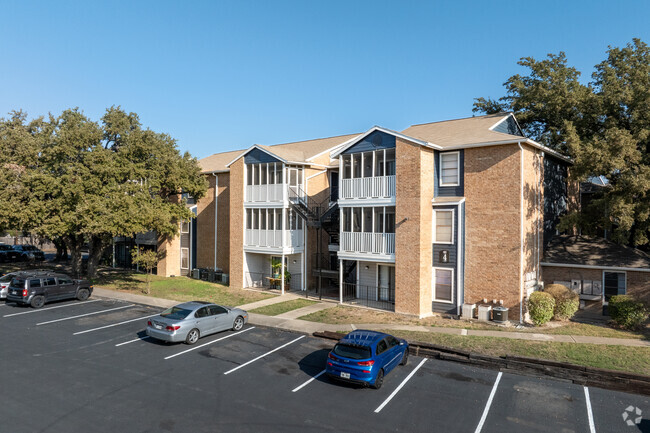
[87,235,108,280]
[64,234,84,278]
[53,238,68,262]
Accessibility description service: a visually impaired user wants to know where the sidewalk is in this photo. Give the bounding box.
[92,288,650,348]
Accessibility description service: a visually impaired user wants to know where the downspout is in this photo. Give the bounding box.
[518,142,524,324]
[212,173,218,270]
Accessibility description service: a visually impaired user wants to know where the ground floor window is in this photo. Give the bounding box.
[604,271,626,301]
[181,248,189,269]
[433,267,453,303]
[377,265,395,301]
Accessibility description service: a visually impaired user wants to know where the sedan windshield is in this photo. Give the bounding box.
[160,306,193,320]
[0,274,13,282]
[332,344,372,360]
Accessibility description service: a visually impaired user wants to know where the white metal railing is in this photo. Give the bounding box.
[245,229,303,249]
[245,184,283,202]
[340,175,396,200]
[341,232,395,255]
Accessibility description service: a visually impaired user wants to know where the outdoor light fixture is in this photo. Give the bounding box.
[364,265,369,270]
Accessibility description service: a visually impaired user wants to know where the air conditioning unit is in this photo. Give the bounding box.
[477,305,492,322]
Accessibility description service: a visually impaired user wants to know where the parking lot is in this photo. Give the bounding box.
[1,296,649,433]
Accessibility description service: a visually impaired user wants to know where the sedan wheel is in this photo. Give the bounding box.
[372,369,384,389]
[185,328,200,345]
[31,295,45,309]
[400,349,409,366]
[232,316,244,331]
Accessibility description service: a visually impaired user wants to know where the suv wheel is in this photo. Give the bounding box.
[77,288,90,301]
[31,295,45,309]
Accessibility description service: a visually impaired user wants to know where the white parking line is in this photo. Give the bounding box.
[224,335,305,375]
[292,370,326,393]
[74,313,159,335]
[36,305,133,325]
[116,336,151,347]
[473,371,502,433]
[3,300,102,317]
[374,358,427,413]
[164,327,255,360]
[584,386,596,433]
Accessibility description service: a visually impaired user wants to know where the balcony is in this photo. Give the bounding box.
[245,229,303,249]
[340,232,395,255]
[245,184,283,203]
[340,175,396,200]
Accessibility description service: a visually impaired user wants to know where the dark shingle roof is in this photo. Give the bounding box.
[544,235,650,269]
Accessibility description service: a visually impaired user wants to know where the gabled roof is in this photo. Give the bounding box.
[401,112,523,148]
[200,133,359,173]
[330,126,436,158]
[543,235,650,270]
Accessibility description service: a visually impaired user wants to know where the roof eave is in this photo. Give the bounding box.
[330,126,440,158]
[225,144,289,168]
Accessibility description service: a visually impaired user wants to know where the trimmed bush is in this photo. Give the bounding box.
[544,284,580,321]
[609,295,649,330]
[528,291,555,326]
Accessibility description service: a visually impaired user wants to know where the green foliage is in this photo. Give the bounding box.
[528,291,555,326]
[131,248,161,295]
[609,295,649,330]
[0,106,208,278]
[544,284,579,320]
[474,39,650,246]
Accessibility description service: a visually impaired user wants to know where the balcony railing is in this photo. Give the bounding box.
[342,283,395,311]
[245,229,303,249]
[340,175,395,200]
[245,184,283,202]
[340,232,395,255]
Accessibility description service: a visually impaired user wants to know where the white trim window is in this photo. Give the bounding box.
[433,267,453,303]
[180,220,190,234]
[440,152,460,186]
[181,248,189,270]
[434,210,454,244]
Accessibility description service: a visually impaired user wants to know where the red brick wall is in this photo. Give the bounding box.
[229,160,245,288]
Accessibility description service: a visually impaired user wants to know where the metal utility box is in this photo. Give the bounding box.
[477,305,492,322]
[492,306,509,323]
[461,303,476,319]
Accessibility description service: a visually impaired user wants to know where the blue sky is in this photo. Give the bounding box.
[2,0,649,159]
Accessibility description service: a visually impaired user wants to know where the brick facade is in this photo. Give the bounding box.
[195,172,231,274]
[229,159,245,289]
[464,144,523,318]
[395,138,434,317]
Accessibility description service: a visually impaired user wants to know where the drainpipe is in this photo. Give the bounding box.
[212,173,218,270]
[518,142,524,324]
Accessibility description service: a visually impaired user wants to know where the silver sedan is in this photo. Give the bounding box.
[146,301,248,345]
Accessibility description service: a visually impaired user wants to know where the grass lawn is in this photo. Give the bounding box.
[249,299,317,316]
[95,270,273,306]
[385,330,650,376]
[300,305,649,340]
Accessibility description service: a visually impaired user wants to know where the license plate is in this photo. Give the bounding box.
[154,324,162,330]
[340,372,350,379]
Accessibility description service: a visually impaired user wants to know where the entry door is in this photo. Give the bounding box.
[330,172,339,202]
[378,265,395,301]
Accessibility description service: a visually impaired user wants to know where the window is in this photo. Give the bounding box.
[363,207,373,232]
[385,207,395,233]
[29,278,41,288]
[268,210,274,230]
[376,339,388,355]
[342,154,352,179]
[434,210,454,243]
[253,209,259,229]
[440,152,460,186]
[208,305,228,315]
[246,209,252,229]
[44,277,57,286]
[433,268,453,302]
[181,248,189,269]
[260,209,267,230]
[260,164,267,185]
[375,150,385,177]
[195,307,209,318]
[363,152,373,177]
[604,271,626,302]
[275,209,283,230]
[352,207,362,232]
[352,153,362,178]
[181,220,189,233]
[385,148,396,176]
[343,208,351,232]
[374,208,384,233]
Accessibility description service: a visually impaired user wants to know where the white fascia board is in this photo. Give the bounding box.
[306,136,363,163]
[442,139,572,164]
[330,126,440,158]
[487,114,511,131]
[225,145,289,168]
[431,197,466,206]
[201,169,230,175]
[487,112,525,137]
[541,262,650,273]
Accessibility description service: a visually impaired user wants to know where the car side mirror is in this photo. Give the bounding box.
[399,341,405,346]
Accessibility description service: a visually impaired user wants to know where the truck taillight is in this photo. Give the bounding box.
[147,320,152,326]
[22,289,28,297]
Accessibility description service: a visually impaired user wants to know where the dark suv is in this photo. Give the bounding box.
[0,244,19,263]
[6,271,93,308]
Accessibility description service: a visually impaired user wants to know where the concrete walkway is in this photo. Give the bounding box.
[91,287,650,348]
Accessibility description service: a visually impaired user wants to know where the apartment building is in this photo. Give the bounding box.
[160,112,572,320]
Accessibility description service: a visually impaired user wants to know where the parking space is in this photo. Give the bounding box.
[1,296,649,433]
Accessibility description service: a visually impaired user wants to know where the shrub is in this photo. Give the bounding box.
[528,291,555,326]
[544,284,580,321]
[609,295,649,330]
